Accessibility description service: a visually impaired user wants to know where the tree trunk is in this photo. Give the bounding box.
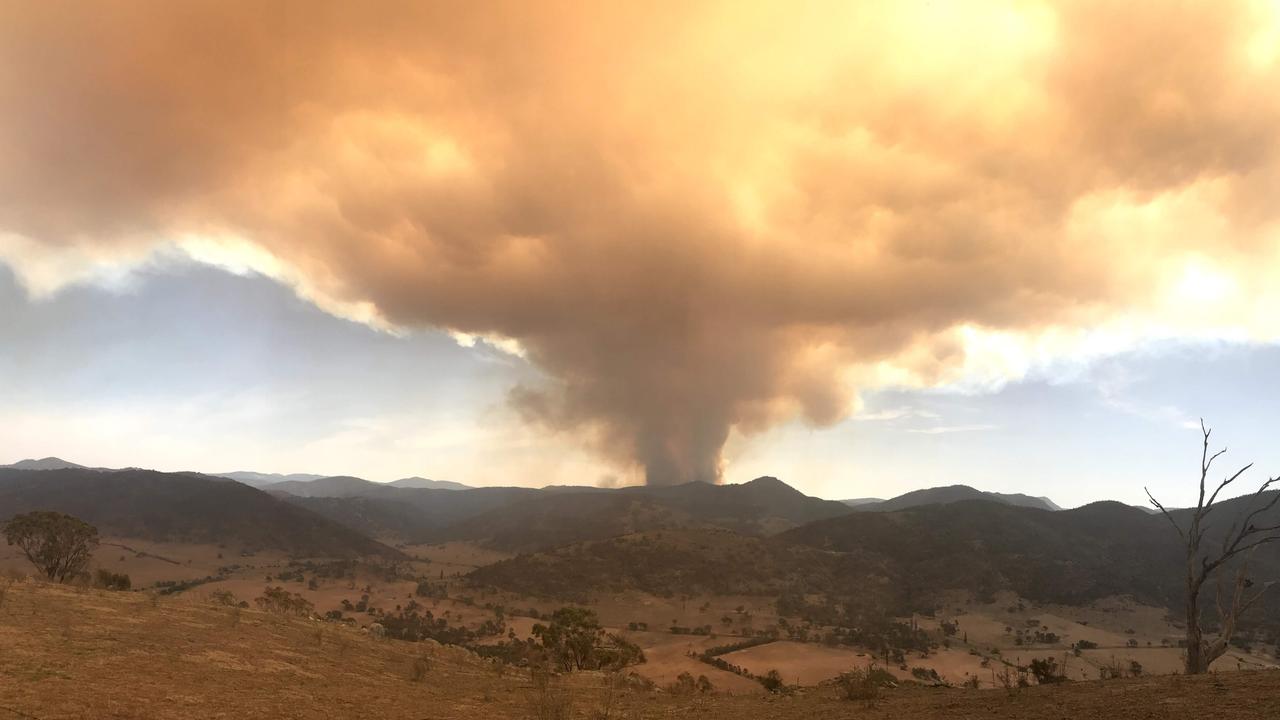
[1185,559,1207,674]
[1185,592,1204,674]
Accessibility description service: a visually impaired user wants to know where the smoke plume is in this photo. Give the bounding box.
[2,1,1280,483]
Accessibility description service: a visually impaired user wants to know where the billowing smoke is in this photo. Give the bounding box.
[2,1,1279,484]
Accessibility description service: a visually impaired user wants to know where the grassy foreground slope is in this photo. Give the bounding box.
[2,580,1280,719]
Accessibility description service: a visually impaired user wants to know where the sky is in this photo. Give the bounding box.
[3,1,1280,507]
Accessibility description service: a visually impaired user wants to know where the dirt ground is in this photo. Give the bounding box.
[3,579,1280,719]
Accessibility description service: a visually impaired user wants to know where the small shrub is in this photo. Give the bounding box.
[209,589,240,607]
[528,674,574,720]
[1098,657,1128,680]
[910,666,942,684]
[1029,657,1066,684]
[254,586,315,617]
[410,653,431,682]
[94,570,132,591]
[667,671,697,695]
[758,669,786,694]
[838,665,892,705]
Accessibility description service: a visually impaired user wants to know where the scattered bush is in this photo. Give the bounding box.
[528,667,574,720]
[910,666,943,684]
[1029,657,1067,684]
[758,669,786,693]
[838,665,894,704]
[94,569,131,591]
[254,586,315,616]
[410,653,431,682]
[209,589,240,607]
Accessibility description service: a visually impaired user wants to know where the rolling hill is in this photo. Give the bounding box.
[622,476,854,533]
[282,486,545,542]
[422,493,705,553]
[214,470,328,488]
[387,476,471,490]
[469,491,1280,629]
[276,475,851,550]
[0,468,401,558]
[848,484,1061,512]
[1,457,95,471]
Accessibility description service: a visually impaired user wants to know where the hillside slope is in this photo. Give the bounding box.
[425,493,706,553]
[2,580,1278,719]
[279,476,849,550]
[472,494,1280,628]
[0,468,401,558]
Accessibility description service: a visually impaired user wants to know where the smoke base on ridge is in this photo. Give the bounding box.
[2,1,1280,484]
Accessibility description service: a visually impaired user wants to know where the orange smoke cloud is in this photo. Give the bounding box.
[2,1,1279,484]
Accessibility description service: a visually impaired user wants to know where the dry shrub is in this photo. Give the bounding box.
[254,586,314,617]
[410,653,431,682]
[667,671,697,695]
[530,682,574,720]
[993,664,1027,693]
[591,671,626,719]
[839,664,894,706]
[1098,656,1128,680]
[208,589,239,607]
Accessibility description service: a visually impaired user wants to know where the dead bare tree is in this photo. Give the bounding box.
[1145,420,1280,674]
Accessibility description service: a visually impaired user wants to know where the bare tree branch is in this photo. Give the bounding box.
[1204,463,1254,513]
[1145,487,1184,539]
[1166,422,1280,674]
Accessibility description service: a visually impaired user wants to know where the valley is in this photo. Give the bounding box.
[4,462,1280,717]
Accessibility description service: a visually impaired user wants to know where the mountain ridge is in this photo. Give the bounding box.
[848,484,1061,512]
[0,467,402,559]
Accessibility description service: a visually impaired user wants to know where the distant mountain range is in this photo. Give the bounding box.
[219,472,470,492]
[0,467,401,558]
[388,476,471,491]
[213,471,328,488]
[0,457,469,492]
[844,484,1062,512]
[6,459,1278,634]
[1,457,97,471]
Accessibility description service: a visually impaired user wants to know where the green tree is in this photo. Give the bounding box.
[532,607,644,672]
[533,607,604,671]
[3,511,99,581]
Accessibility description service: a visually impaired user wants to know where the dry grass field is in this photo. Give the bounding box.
[8,536,1279,698]
[3,578,1280,719]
